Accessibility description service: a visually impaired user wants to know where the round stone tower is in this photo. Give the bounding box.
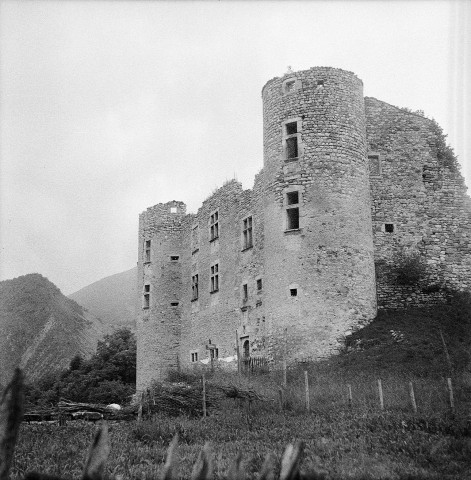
[261,67,377,362]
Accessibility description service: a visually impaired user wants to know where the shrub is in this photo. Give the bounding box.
[391,250,427,285]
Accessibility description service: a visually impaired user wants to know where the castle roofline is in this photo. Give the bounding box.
[261,66,362,96]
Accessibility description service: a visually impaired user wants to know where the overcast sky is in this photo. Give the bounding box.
[1,0,470,295]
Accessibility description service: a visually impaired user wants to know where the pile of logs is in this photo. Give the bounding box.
[22,380,271,422]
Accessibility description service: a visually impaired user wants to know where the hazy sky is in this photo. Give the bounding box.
[1,0,470,295]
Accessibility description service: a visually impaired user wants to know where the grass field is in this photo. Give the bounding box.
[10,368,471,480]
[11,300,471,479]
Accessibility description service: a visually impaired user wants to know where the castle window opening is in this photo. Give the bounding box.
[144,240,151,263]
[243,339,250,358]
[171,302,179,307]
[283,118,302,162]
[191,352,198,363]
[210,211,219,241]
[143,284,150,309]
[385,223,395,233]
[290,288,298,297]
[286,137,298,160]
[286,122,297,135]
[192,274,199,301]
[368,154,381,176]
[192,225,199,254]
[170,255,179,261]
[257,278,263,291]
[317,80,324,88]
[287,208,300,230]
[210,348,219,360]
[242,216,253,249]
[210,263,219,293]
[243,283,248,301]
[287,191,299,205]
[284,80,295,93]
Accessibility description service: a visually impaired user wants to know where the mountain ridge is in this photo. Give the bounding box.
[0,273,110,384]
[68,266,137,332]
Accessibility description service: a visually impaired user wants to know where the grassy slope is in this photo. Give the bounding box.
[332,294,471,378]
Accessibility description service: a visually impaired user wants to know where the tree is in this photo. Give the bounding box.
[25,328,136,405]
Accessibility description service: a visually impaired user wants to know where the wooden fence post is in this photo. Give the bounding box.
[278,387,284,412]
[304,371,310,413]
[447,377,455,412]
[347,384,353,409]
[202,372,207,418]
[409,381,417,413]
[377,379,384,410]
[283,328,287,387]
[439,328,453,374]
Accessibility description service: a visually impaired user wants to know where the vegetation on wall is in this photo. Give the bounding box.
[24,328,136,406]
[391,249,428,286]
[429,119,461,173]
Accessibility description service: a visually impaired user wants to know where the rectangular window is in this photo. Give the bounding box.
[192,225,199,252]
[144,240,151,263]
[170,255,179,261]
[210,263,219,293]
[368,154,381,176]
[191,352,198,363]
[290,288,298,297]
[210,348,219,360]
[143,284,150,309]
[286,191,299,205]
[192,274,199,300]
[287,208,299,229]
[243,216,253,249]
[286,190,300,230]
[283,119,301,162]
[243,283,248,301]
[257,279,262,291]
[286,122,297,135]
[210,211,219,241]
[286,137,298,159]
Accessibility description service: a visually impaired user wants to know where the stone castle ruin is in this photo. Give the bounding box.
[137,67,471,390]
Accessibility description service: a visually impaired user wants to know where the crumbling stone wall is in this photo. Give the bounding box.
[366,98,471,309]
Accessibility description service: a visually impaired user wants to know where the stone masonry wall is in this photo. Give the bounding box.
[261,67,377,363]
[366,98,471,308]
[137,201,186,390]
[177,177,268,370]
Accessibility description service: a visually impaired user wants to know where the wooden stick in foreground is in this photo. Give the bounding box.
[202,373,207,418]
[447,377,455,412]
[409,381,417,414]
[377,379,384,410]
[0,368,24,480]
[304,371,310,413]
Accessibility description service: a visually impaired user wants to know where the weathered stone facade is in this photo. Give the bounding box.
[137,67,471,390]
